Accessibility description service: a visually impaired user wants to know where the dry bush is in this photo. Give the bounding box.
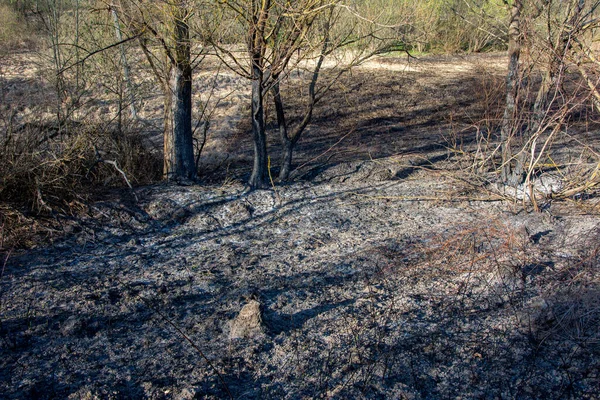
[415,219,532,304]
[0,0,165,249]
[447,62,600,208]
[0,120,162,248]
[291,218,599,397]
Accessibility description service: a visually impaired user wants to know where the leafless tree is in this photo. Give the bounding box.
[499,0,600,187]
[214,0,401,187]
[117,0,215,182]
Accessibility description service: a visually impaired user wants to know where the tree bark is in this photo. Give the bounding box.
[500,0,521,183]
[248,64,269,188]
[163,8,196,182]
[247,0,271,189]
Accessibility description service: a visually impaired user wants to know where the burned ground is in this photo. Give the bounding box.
[1,53,600,399]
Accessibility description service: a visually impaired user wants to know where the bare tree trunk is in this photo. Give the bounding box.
[163,7,196,182]
[247,0,270,189]
[501,0,521,183]
[272,15,329,182]
[249,64,269,188]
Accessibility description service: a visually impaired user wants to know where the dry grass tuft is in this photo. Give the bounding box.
[0,120,162,249]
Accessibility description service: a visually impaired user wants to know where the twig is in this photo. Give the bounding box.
[103,160,135,192]
[91,146,139,202]
[335,4,412,29]
[351,193,506,202]
[58,33,142,75]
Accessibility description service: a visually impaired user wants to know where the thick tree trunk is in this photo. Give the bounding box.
[163,64,196,181]
[249,65,269,188]
[246,0,271,189]
[501,0,521,183]
[163,11,196,182]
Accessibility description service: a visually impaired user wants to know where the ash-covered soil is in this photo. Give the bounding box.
[2,156,600,399]
[1,53,600,399]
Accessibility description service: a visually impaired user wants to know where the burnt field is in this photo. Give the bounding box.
[1,53,600,399]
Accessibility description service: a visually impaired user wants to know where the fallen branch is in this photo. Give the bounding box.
[351,193,507,202]
[89,147,139,202]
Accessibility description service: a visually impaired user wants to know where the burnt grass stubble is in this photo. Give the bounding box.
[1,54,600,399]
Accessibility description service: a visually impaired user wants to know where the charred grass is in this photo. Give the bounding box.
[1,52,600,398]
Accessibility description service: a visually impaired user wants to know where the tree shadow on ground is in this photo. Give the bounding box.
[267,299,355,335]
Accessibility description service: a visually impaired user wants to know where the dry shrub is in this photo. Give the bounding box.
[415,219,532,305]
[411,218,600,352]
[334,217,599,397]
[447,60,600,208]
[0,121,162,248]
[86,127,163,187]
[0,205,52,249]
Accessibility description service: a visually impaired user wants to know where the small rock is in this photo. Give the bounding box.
[230,300,264,339]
